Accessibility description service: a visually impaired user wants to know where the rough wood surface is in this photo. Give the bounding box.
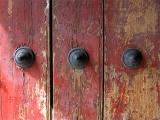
[0,0,49,119]
[104,0,160,119]
[53,0,103,119]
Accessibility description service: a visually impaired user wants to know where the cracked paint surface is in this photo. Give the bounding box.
[104,0,160,119]
[0,0,49,119]
[53,0,103,119]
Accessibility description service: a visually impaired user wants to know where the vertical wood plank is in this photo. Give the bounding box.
[0,0,49,119]
[53,0,103,119]
[104,0,160,119]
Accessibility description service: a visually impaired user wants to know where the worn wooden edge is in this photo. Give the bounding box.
[45,0,51,119]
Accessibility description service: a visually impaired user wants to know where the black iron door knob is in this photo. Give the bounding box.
[68,48,89,69]
[13,47,35,68]
[122,48,143,68]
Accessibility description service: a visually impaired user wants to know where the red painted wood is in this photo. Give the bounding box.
[53,0,103,119]
[104,0,160,119]
[0,0,49,119]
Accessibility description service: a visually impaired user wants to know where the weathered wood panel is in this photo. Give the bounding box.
[53,0,103,119]
[104,0,160,119]
[0,0,49,119]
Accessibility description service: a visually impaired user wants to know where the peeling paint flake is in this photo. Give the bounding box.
[35,81,47,119]
[124,0,158,40]
[8,0,13,16]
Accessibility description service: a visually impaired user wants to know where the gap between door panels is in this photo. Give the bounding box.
[48,0,53,119]
[101,0,105,119]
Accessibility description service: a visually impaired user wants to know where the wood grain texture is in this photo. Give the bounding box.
[0,0,49,119]
[104,0,160,119]
[53,0,103,119]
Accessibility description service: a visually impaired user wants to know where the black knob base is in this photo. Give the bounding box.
[68,48,89,69]
[122,48,143,68]
[13,47,35,68]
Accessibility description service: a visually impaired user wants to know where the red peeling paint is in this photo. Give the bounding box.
[0,0,49,119]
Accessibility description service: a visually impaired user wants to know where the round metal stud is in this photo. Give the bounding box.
[122,48,143,68]
[68,48,89,69]
[13,47,35,68]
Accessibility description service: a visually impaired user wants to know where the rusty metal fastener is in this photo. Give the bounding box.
[122,48,143,68]
[13,47,35,68]
[68,48,89,69]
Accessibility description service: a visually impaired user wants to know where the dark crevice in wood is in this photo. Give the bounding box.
[49,0,53,119]
[102,0,105,119]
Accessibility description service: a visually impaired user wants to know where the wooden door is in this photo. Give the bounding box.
[104,0,160,120]
[0,0,50,119]
[53,0,160,120]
